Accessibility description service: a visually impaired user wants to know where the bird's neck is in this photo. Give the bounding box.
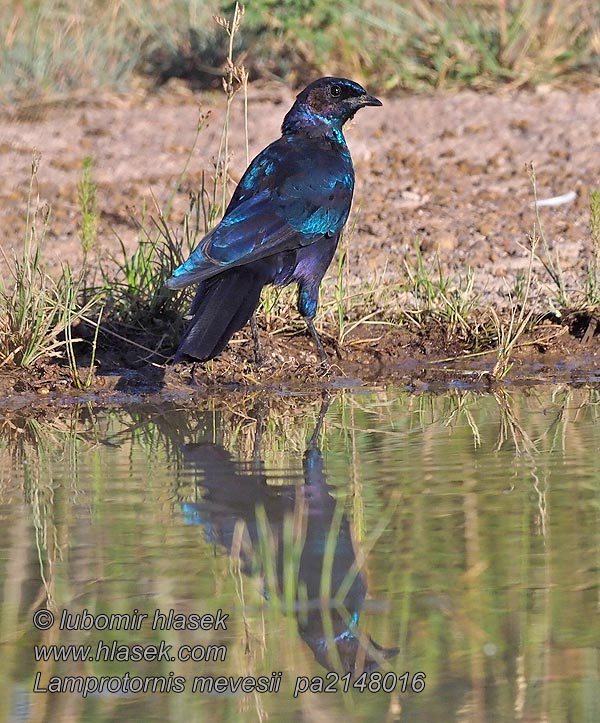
[281,106,347,145]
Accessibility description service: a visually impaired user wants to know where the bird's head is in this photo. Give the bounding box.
[282,77,382,135]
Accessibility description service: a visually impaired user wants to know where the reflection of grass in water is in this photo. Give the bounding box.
[0,407,112,619]
[0,388,599,717]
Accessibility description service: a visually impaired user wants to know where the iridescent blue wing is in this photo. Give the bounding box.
[166,137,353,290]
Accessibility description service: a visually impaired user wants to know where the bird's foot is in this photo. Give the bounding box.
[305,320,345,377]
[316,359,344,378]
[316,359,332,377]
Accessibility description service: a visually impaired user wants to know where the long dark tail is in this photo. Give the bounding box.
[174,267,266,362]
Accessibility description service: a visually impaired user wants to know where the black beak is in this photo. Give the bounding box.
[358,93,383,108]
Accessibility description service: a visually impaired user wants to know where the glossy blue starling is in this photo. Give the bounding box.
[166,77,382,363]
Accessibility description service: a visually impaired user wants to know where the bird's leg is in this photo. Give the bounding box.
[250,314,263,365]
[298,282,330,365]
[307,392,331,449]
[306,318,329,365]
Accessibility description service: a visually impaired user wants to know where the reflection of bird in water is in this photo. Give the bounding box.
[178,400,397,675]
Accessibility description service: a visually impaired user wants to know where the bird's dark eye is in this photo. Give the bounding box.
[330,84,342,98]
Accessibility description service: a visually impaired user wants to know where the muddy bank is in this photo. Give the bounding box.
[0,324,597,413]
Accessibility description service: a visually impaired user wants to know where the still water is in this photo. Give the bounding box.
[0,386,599,722]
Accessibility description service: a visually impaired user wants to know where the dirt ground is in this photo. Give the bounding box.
[1,80,600,403]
